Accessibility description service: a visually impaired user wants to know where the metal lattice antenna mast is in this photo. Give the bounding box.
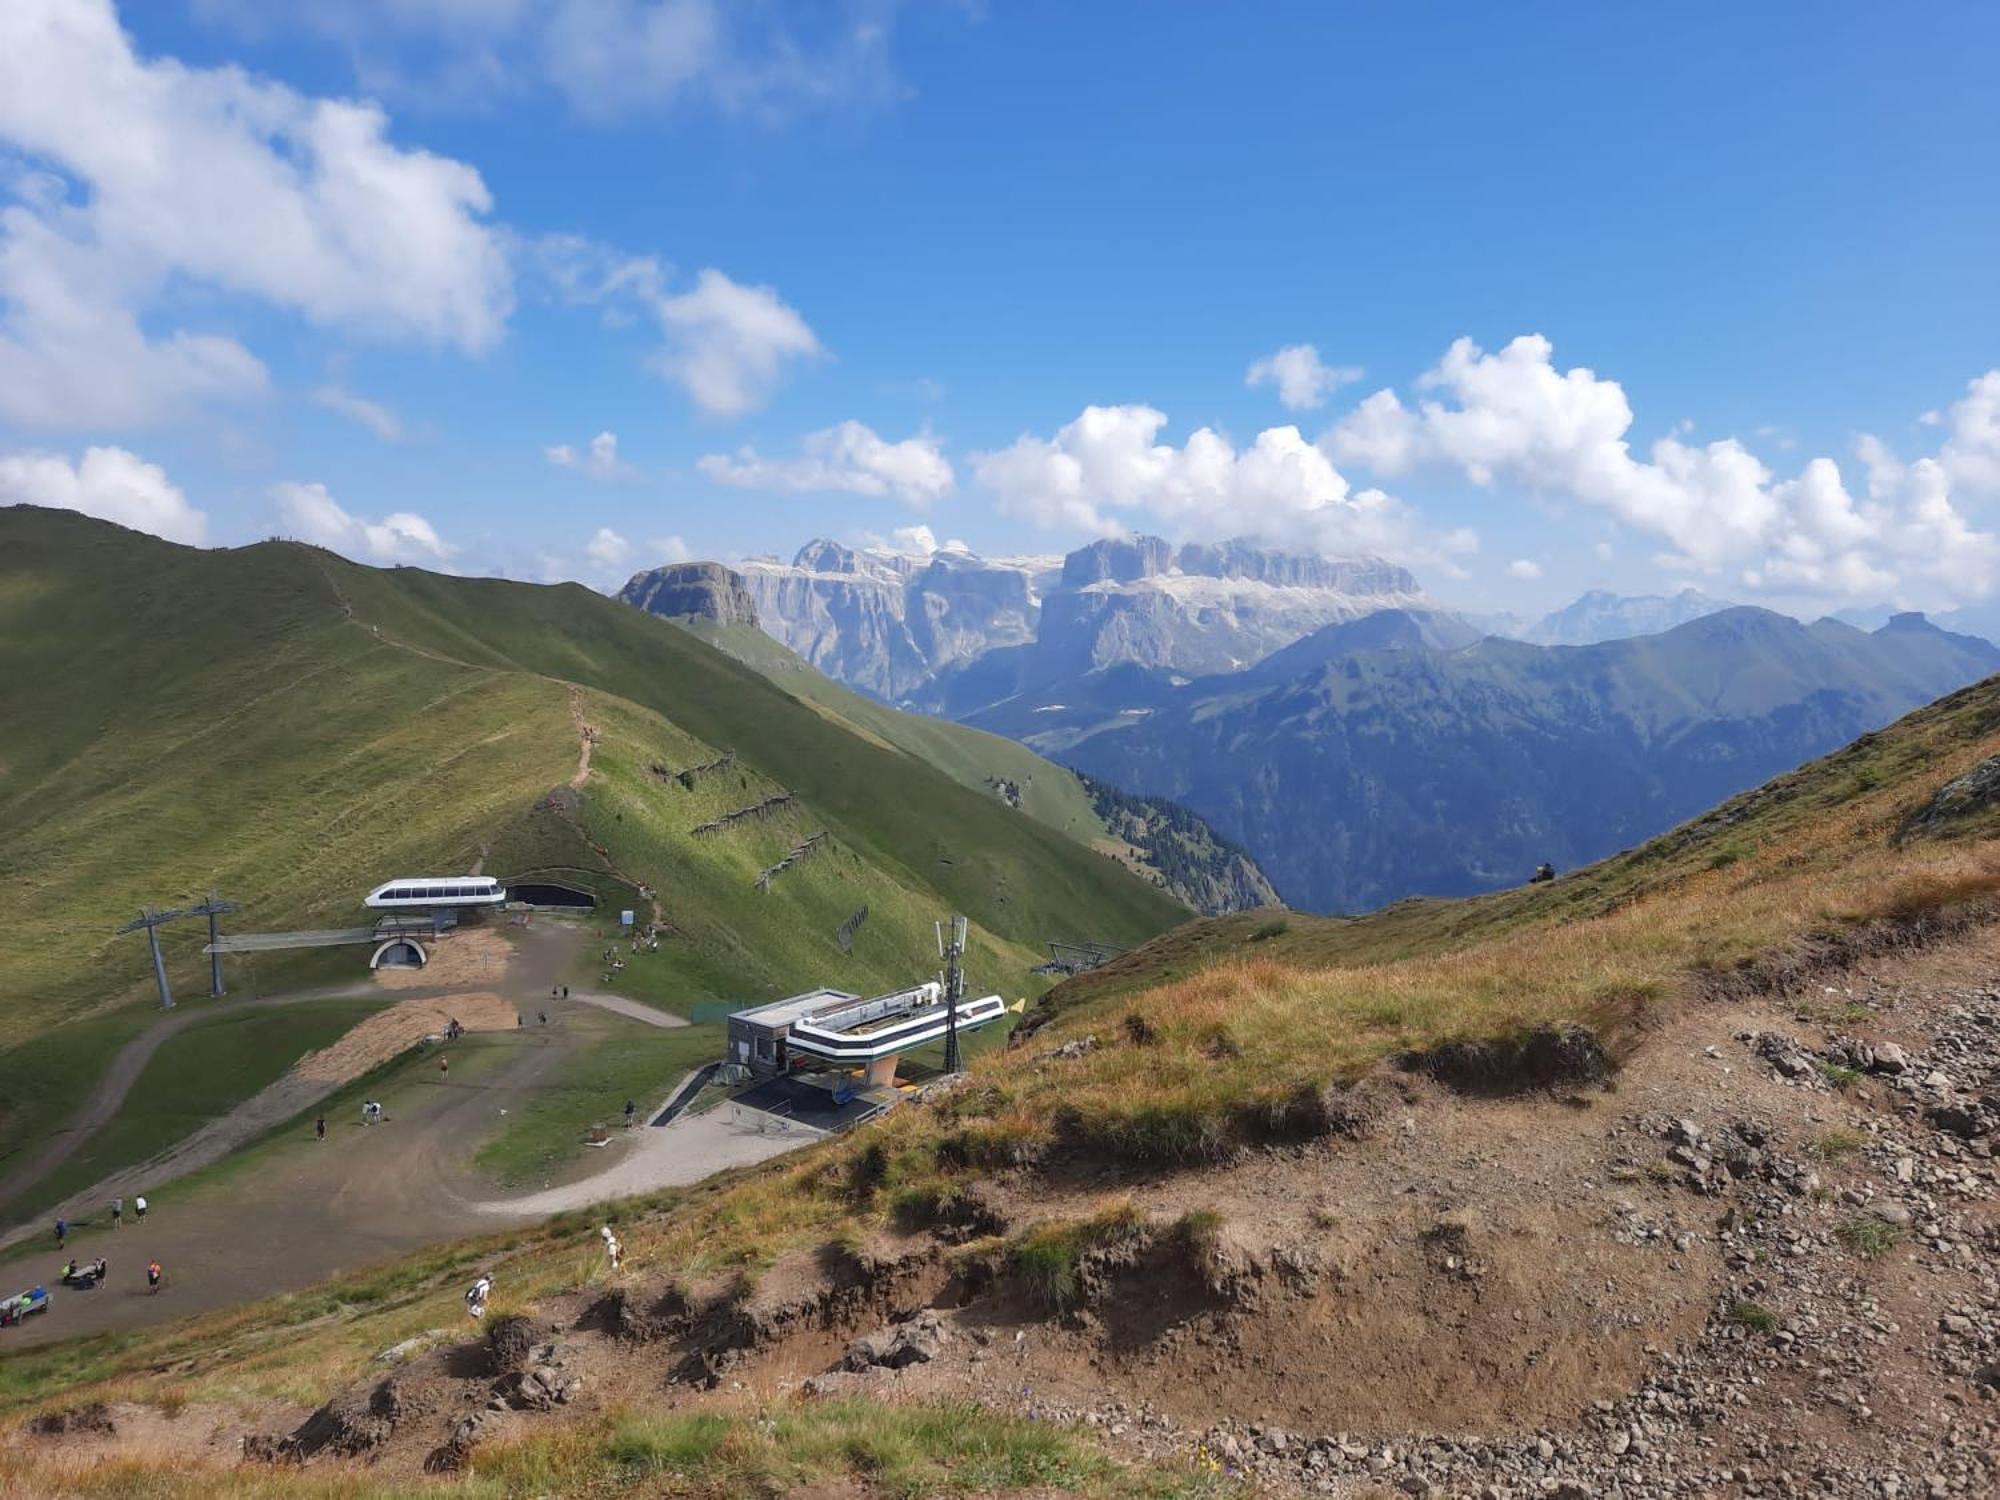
[186,892,242,997]
[116,907,188,1009]
[935,913,968,1075]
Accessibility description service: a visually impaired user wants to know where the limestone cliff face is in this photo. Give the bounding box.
[730,534,1432,710]
[618,562,760,627]
[730,542,1057,704]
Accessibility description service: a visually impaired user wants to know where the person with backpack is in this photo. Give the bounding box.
[53,1218,66,1250]
[147,1261,163,1294]
[465,1274,492,1321]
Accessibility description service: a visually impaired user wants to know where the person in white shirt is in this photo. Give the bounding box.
[465,1274,492,1321]
[134,1196,147,1222]
[600,1225,622,1271]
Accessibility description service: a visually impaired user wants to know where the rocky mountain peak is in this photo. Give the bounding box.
[1060,535,1174,588]
[617,562,760,627]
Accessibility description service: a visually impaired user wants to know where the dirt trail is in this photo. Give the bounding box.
[0,923,777,1347]
[0,993,521,1258]
[567,684,595,790]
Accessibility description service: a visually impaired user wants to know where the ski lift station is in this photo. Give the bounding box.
[728,981,1010,1088]
[363,876,508,911]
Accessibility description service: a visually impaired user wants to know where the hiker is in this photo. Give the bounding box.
[110,1197,122,1230]
[561,985,569,1000]
[92,1257,107,1285]
[538,1010,547,1026]
[439,1055,450,1080]
[600,1225,621,1271]
[134,1195,147,1223]
[624,1099,637,1128]
[1530,861,1556,884]
[361,1100,373,1126]
[465,1274,493,1321]
[53,1218,66,1250]
[315,1114,326,1142]
[147,1261,163,1294]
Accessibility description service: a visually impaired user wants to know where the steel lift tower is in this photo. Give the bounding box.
[187,892,242,997]
[117,907,187,1010]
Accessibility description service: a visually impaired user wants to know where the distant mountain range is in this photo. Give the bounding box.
[985,607,2000,912]
[625,535,1430,714]
[1519,587,1735,645]
[620,538,2000,915]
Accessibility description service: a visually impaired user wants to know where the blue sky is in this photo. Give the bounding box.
[2,1,1998,616]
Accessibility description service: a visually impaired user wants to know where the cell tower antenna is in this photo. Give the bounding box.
[116,907,189,1009]
[939,913,969,1075]
[186,891,242,997]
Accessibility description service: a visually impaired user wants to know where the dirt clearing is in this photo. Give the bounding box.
[375,926,511,989]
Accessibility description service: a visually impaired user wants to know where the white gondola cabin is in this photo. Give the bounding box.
[364,876,507,910]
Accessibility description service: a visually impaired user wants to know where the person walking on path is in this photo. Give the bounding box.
[315,1114,326,1142]
[624,1098,637,1129]
[110,1198,122,1230]
[147,1261,163,1294]
[53,1218,66,1250]
[134,1195,147,1223]
[439,1055,450,1081]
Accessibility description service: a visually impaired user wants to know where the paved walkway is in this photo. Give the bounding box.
[563,990,690,1030]
[473,1101,821,1216]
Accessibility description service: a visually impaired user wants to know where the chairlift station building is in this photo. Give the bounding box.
[728,981,1009,1087]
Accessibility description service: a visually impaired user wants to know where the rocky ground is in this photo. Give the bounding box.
[22,928,1999,1499]
[789,937,2000,1498]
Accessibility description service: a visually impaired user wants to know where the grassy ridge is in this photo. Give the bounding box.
[0,507,1181,1212]
[682,618,1113,844]
[327,557,1181,952]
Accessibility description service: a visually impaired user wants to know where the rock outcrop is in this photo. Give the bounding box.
[619,562,760,627]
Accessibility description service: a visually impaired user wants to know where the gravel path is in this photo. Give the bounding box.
[471,1100,820,1217]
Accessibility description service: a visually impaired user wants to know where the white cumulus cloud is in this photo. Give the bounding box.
[1506,558,1543,580]
[0,0,510,429]
[698,421,951,505]
[1938,370,2000,497]
[0,445,208,544]
[1245,343,1361,411]
[545,430,635,479]
[1326,334,2000,604]
[653,269,822,417]
[273,480,454,565]
[645,534,691,564]
[972,404,1475,569]
[585,525,632,567]
[533,240,823,418]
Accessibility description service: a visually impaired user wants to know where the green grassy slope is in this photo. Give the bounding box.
[320,558,1180,951]
[0,507,1182,1190]
[1039,671,2000,1022]
[677,618,1112,843]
